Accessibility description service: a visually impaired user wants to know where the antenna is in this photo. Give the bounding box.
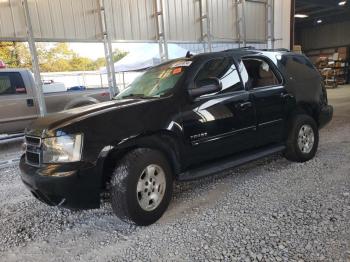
[185,51,193,58]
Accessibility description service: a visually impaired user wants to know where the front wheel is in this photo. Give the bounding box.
[285,114,319,162]
[110,148,173,226]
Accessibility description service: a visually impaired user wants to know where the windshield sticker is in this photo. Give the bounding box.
[172,67,183,75]
[171,61,192,68]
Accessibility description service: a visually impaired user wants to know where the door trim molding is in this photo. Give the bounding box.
[258,118,283,128]
[192,125,256,146]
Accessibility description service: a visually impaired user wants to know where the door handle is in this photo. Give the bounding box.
[27,98,34,107]
[280,93,293,99]
[237,101,252,110]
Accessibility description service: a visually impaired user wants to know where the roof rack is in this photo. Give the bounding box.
[260,48,290,52]
[224,47,290,53]
[224,46,256,52]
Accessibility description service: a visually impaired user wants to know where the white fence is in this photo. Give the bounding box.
[41,71,142,90]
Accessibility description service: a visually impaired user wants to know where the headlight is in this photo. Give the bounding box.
[42,134,83,163]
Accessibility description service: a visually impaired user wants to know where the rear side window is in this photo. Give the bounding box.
[242,58,281,89]
[0,72,26,95]
[195,57,243,94]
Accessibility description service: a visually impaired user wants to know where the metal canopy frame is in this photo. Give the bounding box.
[21,0,46,116]
[99,0,118,97]
[199,0,212,52]
[2,0,282,117]
[154,0,169,62]
[267,0,275,49]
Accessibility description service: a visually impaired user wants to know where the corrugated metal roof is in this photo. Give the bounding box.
[208,0,238,42]
[245,0,267,41]
[0,0,277,44]
[0,0,26,40]
[104,0,157,41]
[164,0,201,41]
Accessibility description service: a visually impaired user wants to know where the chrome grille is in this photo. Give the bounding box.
[25,136,41,147]
[25,136,42,167]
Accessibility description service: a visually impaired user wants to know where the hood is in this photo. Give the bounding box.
[26,99,149,137]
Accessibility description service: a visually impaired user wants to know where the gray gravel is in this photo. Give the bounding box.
[0,138,22,168]
[0,86,350,262]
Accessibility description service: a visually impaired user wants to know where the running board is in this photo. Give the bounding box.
[178,144,286,181]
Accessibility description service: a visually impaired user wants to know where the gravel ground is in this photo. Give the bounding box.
[0,86,350,262]
[0,138,22,167]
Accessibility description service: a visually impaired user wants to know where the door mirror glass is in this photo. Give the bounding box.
[189,77,222,98]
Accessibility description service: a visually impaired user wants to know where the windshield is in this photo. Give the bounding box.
[115,60,191,99]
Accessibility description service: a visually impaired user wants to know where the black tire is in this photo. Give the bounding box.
[110,148,173,226]
[285,114,319,162]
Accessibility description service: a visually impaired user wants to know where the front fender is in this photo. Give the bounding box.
[98,131,184,180]
[64,97,99,110]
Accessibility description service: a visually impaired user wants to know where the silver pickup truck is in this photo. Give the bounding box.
[0,69,111,134]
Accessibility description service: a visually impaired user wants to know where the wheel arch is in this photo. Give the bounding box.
[99,131,184,188]
[287,101,320,127]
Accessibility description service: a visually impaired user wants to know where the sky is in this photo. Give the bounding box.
[69,43,158,60]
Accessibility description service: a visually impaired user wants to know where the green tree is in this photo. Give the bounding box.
[112,49,128,62]
[70,55,96,71]
[0,42,31,68]
[1,42,128,72]
[93,57,107,69]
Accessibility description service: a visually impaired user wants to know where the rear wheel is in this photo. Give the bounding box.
[285,114,319,162]
[110,148,173,226]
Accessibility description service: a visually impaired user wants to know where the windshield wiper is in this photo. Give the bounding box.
[115,93,159,100]
[122,94,146,99]
[112,94,145,100]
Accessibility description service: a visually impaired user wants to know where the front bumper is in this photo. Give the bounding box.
[19,155,100,209]
[318,105,333,129]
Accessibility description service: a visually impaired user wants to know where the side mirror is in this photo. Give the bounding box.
[189,77,222,98]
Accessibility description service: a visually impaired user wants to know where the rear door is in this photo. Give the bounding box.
[242,56,287,147]
[180,57,257,166]
[0,71,38,134]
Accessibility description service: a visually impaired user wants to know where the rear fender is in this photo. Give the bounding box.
[286,101,321,129]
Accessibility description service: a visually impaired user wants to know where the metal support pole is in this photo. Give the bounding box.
[154,0,168,61]
[266,0,275,49]
[122,72,126,89]
[102,35,113,94]
[290,0,295,50]
[99,72,103,88]
[198,0,206,51]
[271,0,274,49]
[99,0,118,98]
[205,0,212,52]
[199,0,212,52]
[241,0,247,47]
[234,0,246,48]
[270,0,275,49]
[234,0,241,48]
[22,0,46,116]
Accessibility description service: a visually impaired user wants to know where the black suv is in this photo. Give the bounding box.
[20,48,333,225]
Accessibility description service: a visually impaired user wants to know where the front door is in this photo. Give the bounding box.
[181,57,257,167]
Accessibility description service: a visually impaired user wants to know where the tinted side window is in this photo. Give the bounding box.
[0,72,26,95]
[195,58,243,95]
[242,58,281,88]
